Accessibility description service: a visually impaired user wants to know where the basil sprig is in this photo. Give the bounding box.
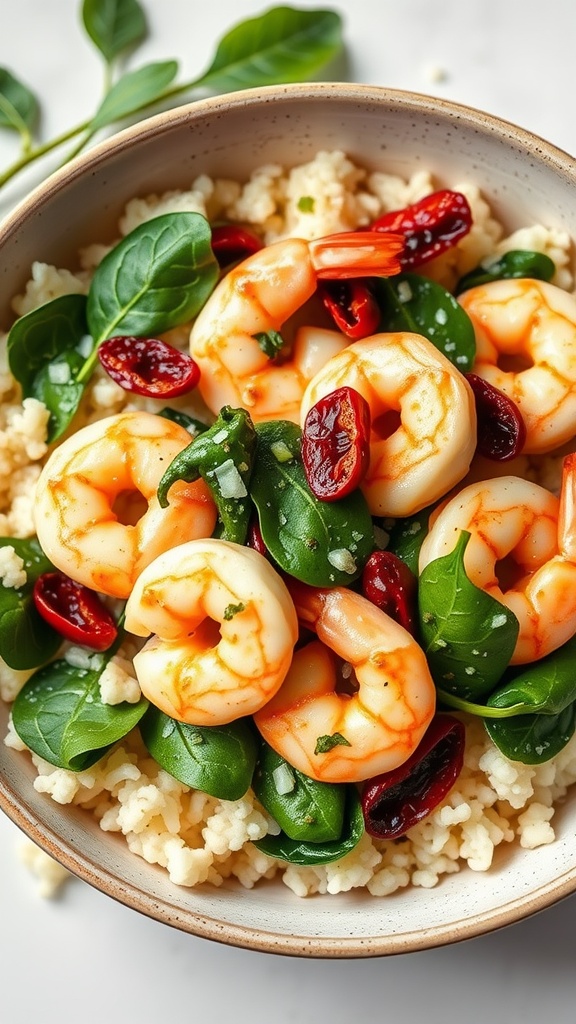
[455,250,556,295]
[7,213,218,442]
[140,706,258,800]
[418,531,519,699]
[374,273,476,371]
[0,537,61,670]
[157,406,257,544]
[12,652,149,771]
[252,741,346,843]
[254,786,364,865]
[250,420,374,586]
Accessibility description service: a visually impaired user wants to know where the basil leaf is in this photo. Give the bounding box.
[418,531,519,699]
[139,706,257,800]
[194,8,343,92]
[485,704,576,765]
[85,213,218,363]
[455,250,556,295]
[385,505,434,575]
[0,538,61,670]
[89,61,178,132]
[254,786,364,865]
[82,0,147,63]
[12,657,148,771]
[158,406,257,544]
[250,420,374,586]
[374,273,476,371]
[0,67,38,134]
[252,741,346,843]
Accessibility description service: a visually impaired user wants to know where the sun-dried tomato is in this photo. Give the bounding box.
[319,280,381,339]
[465,372,527,460]
[210,224,263,266]
[302,386,371,502]
[33,573,118,651]
[361,550,418,636]
[98,336,200,398]
[361,715,465,839]
[371,190,472,269]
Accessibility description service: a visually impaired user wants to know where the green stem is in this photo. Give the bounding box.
[436,687,529,719]
[0,118,92,189]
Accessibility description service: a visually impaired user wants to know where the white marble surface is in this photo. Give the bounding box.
[1,0,576,1018]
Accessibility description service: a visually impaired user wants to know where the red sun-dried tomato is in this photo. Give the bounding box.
[98,336,200,398]
[302,386,371,502]
[465,372,527,460]
[361,715,466,839]
[210,224,263,267]
[319,280,381,339]
[371,189,472,269]
[361,550,418,636]
[33,573,118,651]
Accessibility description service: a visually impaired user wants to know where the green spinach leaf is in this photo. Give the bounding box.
[374,273,476,371]
[158,406,257,544]
[250,420,374,586]
[12,656,148,770]
[254,786,364,865]
[82,0,147,64]
[253,741,346,843]
[0,538,61,670]
[418,531,519,699]
[485,704,576,765]
[385,504,434,575]
[139,706,257,800]
[194,7,343,91]
[455,250,556,295]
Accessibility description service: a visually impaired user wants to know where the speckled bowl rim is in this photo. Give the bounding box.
[1,82,576,957]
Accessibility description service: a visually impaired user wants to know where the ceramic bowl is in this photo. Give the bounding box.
[1,83,576,957]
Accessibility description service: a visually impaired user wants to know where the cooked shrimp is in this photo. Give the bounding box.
[300,332,477,517]
[418,453,576,664]
[189,232,404,422]
[254,582,436,783]
[34,411,217,600]
[459,278,576,453]
[124,538,299,726]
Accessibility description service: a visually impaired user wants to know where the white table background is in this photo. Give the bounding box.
[1,1,576,1019]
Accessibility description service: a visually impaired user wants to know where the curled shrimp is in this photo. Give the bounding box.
[34,411,217,600]
[418,453,576,664]
[300,332,477,517]
[189,232,404,423]
[459,278,576,453]
[124,538,299,726]
[253,582,436,783]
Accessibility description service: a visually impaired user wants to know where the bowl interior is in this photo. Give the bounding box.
[1,83,576,956]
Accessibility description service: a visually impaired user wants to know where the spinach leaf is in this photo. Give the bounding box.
[0,67,38,135]
[254,786,364,865]
[82,0,147,64]
[7,294,90,442]
[253,741,346,843]
[485,704,576,765]
[455,250,556,295]
[374,273,476,371]
[418,531,519,699]
[12,656,148,771]
[139,706,257,801]
[385,504,434,575]
[487,635,576,716]
[194,7,343,92]
[158,407,209,438]
[83,213,218,380]
[250,420,374,586]
[88,61,179,133]
[0,538,61,670]
[158,406,257,544]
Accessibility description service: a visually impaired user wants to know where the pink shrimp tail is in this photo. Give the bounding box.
[309,231,404,280]
[559,452,576,561]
